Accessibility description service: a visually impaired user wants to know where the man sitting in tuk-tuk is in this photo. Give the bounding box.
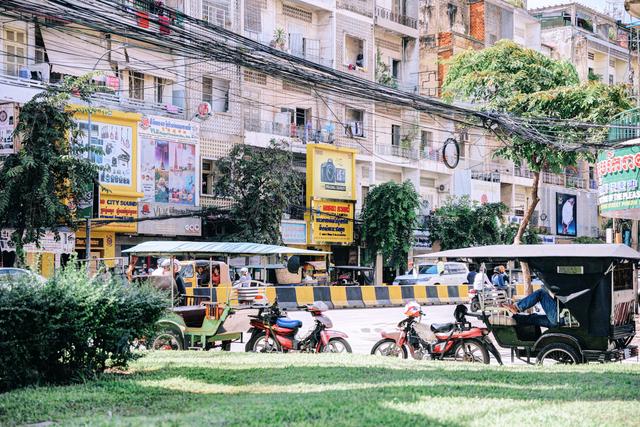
[503,286,561,328]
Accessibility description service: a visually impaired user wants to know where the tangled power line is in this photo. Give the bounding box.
[1,0,637,153]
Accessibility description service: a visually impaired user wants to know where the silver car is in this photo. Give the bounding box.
[0,268,46,288]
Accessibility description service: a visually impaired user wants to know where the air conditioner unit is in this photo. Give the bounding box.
[437,184,449,193]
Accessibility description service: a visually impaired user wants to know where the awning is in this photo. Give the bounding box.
[122,241,330,256]
[119,46,177,80]
[0,81,43,104]
[415,244,640,261]
[40,28,116,77]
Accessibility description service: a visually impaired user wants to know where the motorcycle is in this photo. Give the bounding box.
[245,300,352,353]
[371,302,502,364]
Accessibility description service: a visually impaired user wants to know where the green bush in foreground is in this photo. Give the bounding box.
[0,263,169,392]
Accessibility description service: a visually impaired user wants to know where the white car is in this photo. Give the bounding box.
[0,268,46,288]
[415,262,469,286]
[392,263,437,286]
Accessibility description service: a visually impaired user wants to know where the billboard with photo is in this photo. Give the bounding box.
[306,144,356,201]
[556,193,577,237]
[77,120,134,186]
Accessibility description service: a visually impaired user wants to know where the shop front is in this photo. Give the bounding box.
[0,229,75,277]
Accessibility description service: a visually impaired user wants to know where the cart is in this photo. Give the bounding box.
[420,244,640,364]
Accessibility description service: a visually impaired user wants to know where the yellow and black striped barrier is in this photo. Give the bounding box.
[193,284,542,310]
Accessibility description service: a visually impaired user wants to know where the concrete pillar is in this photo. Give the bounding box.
[375,252,383,285]
[632,220,639,250]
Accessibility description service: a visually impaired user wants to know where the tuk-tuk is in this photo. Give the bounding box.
[123,241,329,350]
[331,266,374,286]
[421,244,639,364]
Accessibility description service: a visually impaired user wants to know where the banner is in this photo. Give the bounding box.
[310,200,354,244]
[78,120,134,186]
[307,144,356,201]
[556,193,577,237]
[0,229,75,254]
[281,220,307,245]
[0,103,17,156]
[98,195,138,233]
[470,179,500,204]
[597,147,640,216]
[137,202,201,236]
[139,115,198,207]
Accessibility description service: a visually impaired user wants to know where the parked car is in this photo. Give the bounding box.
[415,262,469,286]
[0,268,46,288]
[392,263,437,286]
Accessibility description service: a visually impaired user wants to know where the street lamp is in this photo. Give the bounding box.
[84,43,127,268]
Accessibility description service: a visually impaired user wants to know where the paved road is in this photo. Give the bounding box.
[230,304,640,365]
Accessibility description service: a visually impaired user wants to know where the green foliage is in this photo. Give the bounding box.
[573,236,604,244]
[215,140,302,244]
[0,75,101,263]
[426,196,540,250]
[375,48,397,88]
[362,181,420,269]
[0,262,169,391]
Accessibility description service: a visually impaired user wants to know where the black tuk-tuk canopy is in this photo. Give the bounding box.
[417,244,640,337]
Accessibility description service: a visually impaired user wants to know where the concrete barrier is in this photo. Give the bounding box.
[189,283,542,310]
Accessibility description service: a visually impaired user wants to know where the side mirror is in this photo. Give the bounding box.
[440,270,446,275]
[287,256,301,274]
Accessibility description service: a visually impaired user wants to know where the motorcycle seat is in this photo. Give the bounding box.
[276,318,302,329]
[430,322,455,333]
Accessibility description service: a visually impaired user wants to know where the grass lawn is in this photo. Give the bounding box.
[1,352,639,426]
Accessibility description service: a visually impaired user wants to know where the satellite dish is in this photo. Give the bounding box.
[287,256,301,274]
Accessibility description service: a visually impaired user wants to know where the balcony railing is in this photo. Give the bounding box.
[609,107,640,143]
[337,0,373,17]
[375,142,419,160]
[375,6,417,29]
[288,50,334,68]
[244,118,335,143]
[471,170,500,182]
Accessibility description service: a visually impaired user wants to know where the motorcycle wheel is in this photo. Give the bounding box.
[246,331,281,353]
[320,337,352,353]
[453,339,490,364]
[470,299,481,312]
[371,338,408,359]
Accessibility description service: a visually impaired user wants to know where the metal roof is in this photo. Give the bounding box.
[415,244,640,260]
[122,241,330,256]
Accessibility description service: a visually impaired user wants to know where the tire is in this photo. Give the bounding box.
[453,339,490,364]
[151,330,182,351]
[221,340,232,351]
[320,337,352,353]
[536,342,580,365]
[245,331,281,353]
[470,298,481,312]
[371,338,408,359]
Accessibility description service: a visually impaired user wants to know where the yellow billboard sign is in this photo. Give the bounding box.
[306,144,356,201]
[97,195,138,233]
[310,200,354,244]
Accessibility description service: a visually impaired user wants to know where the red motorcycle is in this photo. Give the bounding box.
[245,300,352,353]
[371,302,502,364]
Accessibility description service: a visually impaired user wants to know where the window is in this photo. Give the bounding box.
[392,59,400,79]
[587,52,595,61]
[4,29,26,76]
[202,159,217,195]
[203,0,230,28]
[391,124,401,146]
[128,71,145,100]
[154,77,167,104]
[420,130,433,155]
[345,108,364,137]
[244,0,262,33]
[489,34,497,45]
[609,74,614,85]
[447,3,457,29]
[34,26,47,64]
[345,35,365,68]
[202,76,230,112]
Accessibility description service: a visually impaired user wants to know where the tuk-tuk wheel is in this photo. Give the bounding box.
[221,340,232,351]
[536,343,580,365]
[151,331,183,351]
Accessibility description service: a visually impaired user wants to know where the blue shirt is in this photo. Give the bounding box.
[492,273,507,289]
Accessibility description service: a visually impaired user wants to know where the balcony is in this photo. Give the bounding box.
[288,50,334,68]
[609,107,640,143]
[337,0,373,18]
[375,6,418,38]
[375,142,419,160]
[244,118,336,147]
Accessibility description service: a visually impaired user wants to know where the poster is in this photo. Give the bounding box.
[98,195,138,233]
[310,200,354,244]
[139,116,198,207]
[78,120,133,186]
[597,147,640,217]
[0,103,17,156]
[307,144,356,201]
[556,193,577,237]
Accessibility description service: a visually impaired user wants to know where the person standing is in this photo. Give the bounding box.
[466,265,477,285]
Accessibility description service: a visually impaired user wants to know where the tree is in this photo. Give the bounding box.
[0,75,100,265]
[215,140,302,244]
[361,180,420,270]
[426,196,540,250]
[443,40,632,293]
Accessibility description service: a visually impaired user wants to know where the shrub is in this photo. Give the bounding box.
[0,263,169,392]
